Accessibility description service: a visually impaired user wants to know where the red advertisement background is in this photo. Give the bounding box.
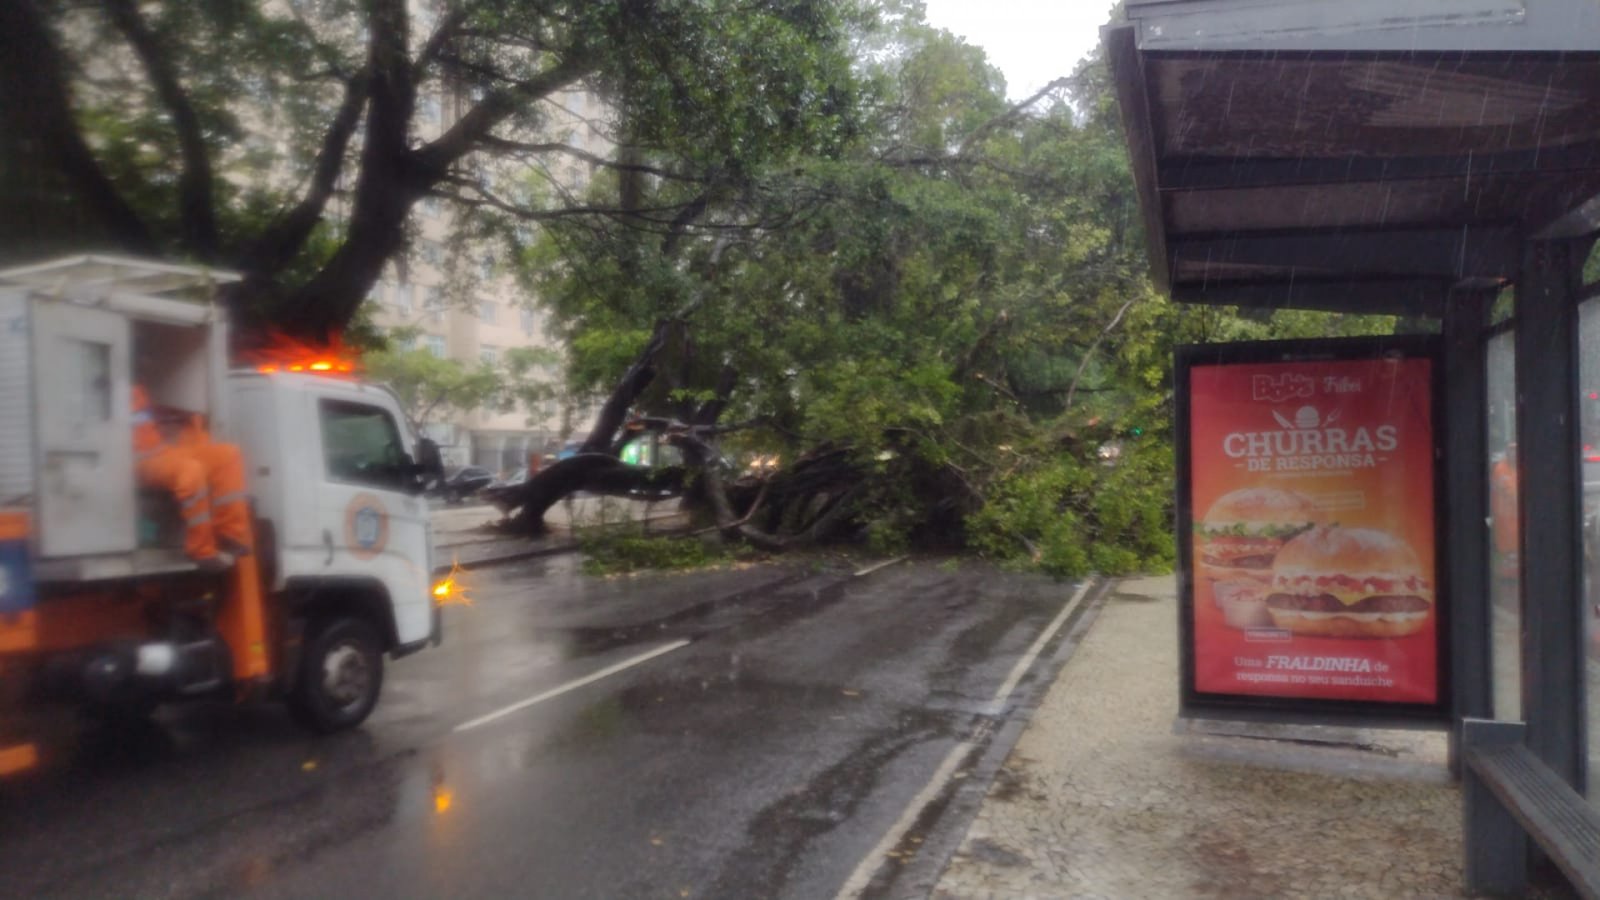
[1188,357,1438,704]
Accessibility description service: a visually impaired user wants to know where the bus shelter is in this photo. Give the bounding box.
[1105,0,1600,893]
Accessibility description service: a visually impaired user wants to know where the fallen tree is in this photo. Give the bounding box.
[498,313,874,548]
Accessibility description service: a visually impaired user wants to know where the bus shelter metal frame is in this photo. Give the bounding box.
[1106,1,1600,893]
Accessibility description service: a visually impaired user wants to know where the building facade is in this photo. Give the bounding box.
[360,76,607,474]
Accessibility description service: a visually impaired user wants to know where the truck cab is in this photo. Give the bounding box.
[0,256,441,774]
[227,370,440,661]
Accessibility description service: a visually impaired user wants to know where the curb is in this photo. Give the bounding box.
[432,515,695,575]
[877,575,1118,900]
[437,541,580,574]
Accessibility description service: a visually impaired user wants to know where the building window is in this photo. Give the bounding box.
[419,196,441,219]
[480,345,500,366]
[520,307,537,335]
[393,283,413,311]
[420,285,443,322]
[420,240,445,267]
[420,92,442,126]
[426,335,447,358]
[479,300,497,324]
[478,254,495,281]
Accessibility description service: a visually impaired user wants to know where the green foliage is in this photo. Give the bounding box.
[579,529,733,576]
[967,437,1174,578]
[6,0,865,335]
[361,343,503,429]
[357,313,562,430]
[520,5,1409,576]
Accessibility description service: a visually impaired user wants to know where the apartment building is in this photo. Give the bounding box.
[361,78,607,474]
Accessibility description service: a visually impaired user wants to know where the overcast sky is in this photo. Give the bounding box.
[921,0,1116,100]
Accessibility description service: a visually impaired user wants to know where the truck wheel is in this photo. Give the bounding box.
[288,617,384,734]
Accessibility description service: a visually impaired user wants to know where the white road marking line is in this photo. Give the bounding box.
[453,639,692,733]
[833,738,977,900]
[853,556,908,577]
[832,578,1097,900]
[983,578,1094,714]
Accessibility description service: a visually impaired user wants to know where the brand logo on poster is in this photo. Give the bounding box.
[1251,373,1315,403]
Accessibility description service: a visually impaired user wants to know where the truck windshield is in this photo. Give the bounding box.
[319,399,407,491]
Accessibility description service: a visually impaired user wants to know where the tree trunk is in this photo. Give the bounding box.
[504,319,674,533]
[0,0,156,255]
[275,0,417,338]
[504,454,682,534]
[581,320,670,454]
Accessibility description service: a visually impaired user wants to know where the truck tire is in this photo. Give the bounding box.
[288,617,384,734]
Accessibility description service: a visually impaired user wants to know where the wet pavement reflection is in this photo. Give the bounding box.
[0,557,1084,900]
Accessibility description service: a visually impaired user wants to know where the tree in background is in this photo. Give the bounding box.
[0,0,862,338]
[361,325,562,437]
[506,3,1399,571]
[1,0,1406,572]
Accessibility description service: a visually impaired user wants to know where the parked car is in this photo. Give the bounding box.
[482,469,529,512]
[438,465,494,504]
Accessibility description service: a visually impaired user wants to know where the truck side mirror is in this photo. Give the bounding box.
[415,437,445,481]
[407,437,446,495]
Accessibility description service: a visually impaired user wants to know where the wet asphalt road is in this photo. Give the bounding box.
[0,556,1088,900]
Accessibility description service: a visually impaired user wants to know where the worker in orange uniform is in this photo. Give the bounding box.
[131,385,251,570]
[1490,443,1519,582]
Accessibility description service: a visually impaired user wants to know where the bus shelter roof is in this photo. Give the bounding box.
[1105,0,1600,316]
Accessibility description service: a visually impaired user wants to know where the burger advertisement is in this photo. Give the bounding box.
[1178,340,1446,720]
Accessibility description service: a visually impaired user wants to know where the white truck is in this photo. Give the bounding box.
[0,256,443,776]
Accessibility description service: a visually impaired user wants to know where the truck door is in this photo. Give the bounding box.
[312,396,432,644]
[30,300,135,557]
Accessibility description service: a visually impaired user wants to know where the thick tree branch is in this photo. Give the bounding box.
[0,0,156,254]
[957,76,1070,157]
[278,0,416,335]
[412,7,471,77]
[478,134,706,182]
[412,52,594,180]
[694,364,739,426]
[580,319,671,454]
[436,176,695,223]
[1065,297,1135,413]
[243,71,370,274]
[103,0,219,259]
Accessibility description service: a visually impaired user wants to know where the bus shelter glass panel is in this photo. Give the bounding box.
[1487,330,1521,723]
[1580,297,1600,809]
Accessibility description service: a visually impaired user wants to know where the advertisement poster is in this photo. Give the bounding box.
[1179,340,1446,721]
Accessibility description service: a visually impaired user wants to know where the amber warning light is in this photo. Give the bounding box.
[243,332,360,376]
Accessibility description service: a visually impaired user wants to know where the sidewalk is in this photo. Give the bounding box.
[933,575,1465,899]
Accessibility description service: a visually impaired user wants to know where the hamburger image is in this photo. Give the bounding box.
[1194,488,1318,583]
[1195,488,1318,629]
[1265,526,1433,639]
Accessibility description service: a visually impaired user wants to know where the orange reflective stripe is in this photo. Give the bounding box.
[213,492,247,506]
[185,513,212,526]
